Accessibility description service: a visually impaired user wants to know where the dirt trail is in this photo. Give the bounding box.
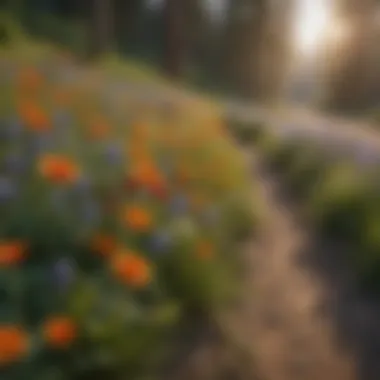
[220,151,357,380]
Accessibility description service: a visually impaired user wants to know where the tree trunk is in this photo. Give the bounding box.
[114,0,141,54]
[87,0,114,58]
[163,0,186,78]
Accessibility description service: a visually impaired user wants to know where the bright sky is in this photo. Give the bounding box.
[293,0,332,55]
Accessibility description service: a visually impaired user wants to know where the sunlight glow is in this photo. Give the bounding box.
[294,0,332,55]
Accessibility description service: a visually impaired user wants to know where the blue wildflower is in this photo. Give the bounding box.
[74,176,92,195]
[149,230,173,255]
[169,194,189,216]
[53,258,76,292]
[81,199,101,226]
[104,142,124,165]
[31,133,55,155]
[0,177,18,202]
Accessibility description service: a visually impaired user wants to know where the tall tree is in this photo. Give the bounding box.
[324,0,380,111]
[162,0,187,78]
[223,0,293,100]
[87,0,115,58]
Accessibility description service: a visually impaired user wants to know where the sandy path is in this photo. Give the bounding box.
[220,151,357,380]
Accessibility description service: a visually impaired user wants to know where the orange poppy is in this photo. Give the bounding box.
[196,241,214,260]
[18,100,50,132]
[130,160,163,190]
[110,251,151,288]
[44,316,77,349]
[38,154,80,184]
[90,234,117,257]
[122,205,153,232]
[0,325,29,366]
[0,241,27,266]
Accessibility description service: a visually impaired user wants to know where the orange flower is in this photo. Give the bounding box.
[196,241,214,260]
[38,154,80,184]
[0,325,29,366]
[123,205,153,232]
[0,241,27,266]
[130,160,164,190]
[17,67,43,92]
[44,317,76,349]
[111,252,151,288]
[90,234,117,257]
[18,100,50,132]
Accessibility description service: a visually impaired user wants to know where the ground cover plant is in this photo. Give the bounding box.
[0,41,259,380]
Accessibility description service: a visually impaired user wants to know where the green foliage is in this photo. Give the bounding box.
[0,45,259,379]
[256,131,380,287]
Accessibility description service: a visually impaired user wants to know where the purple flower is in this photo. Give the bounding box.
[169,194,189,216]
[29,134,55,157]
[81,199,101,225]
[104,143,124,165]
[149,230,173,255]
[74,176,92,194]
[0,177,18,202]
[53,258,76,292]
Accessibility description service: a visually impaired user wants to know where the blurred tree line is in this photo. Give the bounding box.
[323,0,380,113]
[2,0,379,113]
[0,0,293,102]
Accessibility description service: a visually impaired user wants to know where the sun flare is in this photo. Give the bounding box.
[294,0,332,55]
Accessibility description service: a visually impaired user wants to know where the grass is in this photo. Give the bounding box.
[227,118,380,289]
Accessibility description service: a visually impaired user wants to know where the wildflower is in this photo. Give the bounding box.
[123,205,153,232]
[169,194,189,216]
[110,252,152,288]
[18,100,50,132]
[91,234,117,257]
[82,199,101,226]
[0,325,29,366]
[149,230,172,255]
[53,258,76,292]
[129,160,166,194]
[44,316,76,349]
[196,241,214,260]
[0,177,18,202]
[104,142,124,165]
[38,154,80,184]
[0,241,26,266]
